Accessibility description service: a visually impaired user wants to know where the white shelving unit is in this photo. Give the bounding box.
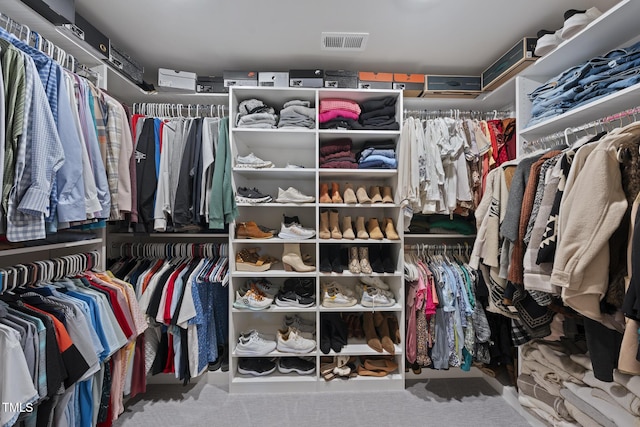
[228,86,406,392]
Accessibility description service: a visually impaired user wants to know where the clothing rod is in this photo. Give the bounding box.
[113,242,228,259]
[403,108,512,120]
[132,102,229,117]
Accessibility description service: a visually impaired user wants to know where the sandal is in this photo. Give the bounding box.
[236,248,278,272]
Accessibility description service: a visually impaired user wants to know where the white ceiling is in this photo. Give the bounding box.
[75,0,620,83]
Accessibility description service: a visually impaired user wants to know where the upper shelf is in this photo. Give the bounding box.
[520,0,640,80]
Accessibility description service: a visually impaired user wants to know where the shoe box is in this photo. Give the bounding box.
[482,37,539,91]
[422,75,482,98]
[224,70,259,88]
[392,73,424,97]
[324,70,359,89]
[358,72,393,89]
[59,12,110,59]
[196,75,226,93]
[289,69,325,88]
[258,72,289,87]
[158,68,196,92]
[22,0,74,25]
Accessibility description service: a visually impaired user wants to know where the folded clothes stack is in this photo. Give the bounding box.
[358,96,399,130]
[319,138,358,169]
[278,99,316,129]
[319,97,399,130]
[318,98,361,129]
[356,139,397,169]
[236,98,278,128]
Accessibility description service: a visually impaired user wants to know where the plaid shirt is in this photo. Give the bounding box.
[7,56,64,242]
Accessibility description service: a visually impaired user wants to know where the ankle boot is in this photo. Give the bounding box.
[329,313,348,353]
[356,185,371,204]
[319,210,330,239]
[356,216,369,239]
[342,216,355,240]
[320,183,332,204]
[319,245,332,273]
[369,244,385,274]
[320,315,332,354]
[343,183,357,204]
[381,244,395,273]
[374,311,395,354]
[387,314,401,344]
[359,246,373,274]
[369,186,382,203]
[283,243,315,272]
[362,312,383,352]
[349,246,361,274]
[236,221,273,239]
[329,209,342,239]
[384,218,399,240]
[381,186,394,203]
[330,245,343,273]
[331,182,343,203]
[367,218,384,240]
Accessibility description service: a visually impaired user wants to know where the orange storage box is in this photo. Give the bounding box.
[393,73,425,97]
[358,72,393,89]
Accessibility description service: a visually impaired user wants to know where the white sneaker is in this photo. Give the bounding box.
[361,286,396,308]
[235,330,277,356]
[275,187,315,203]
[535,29,563,57]
[561,7,602,40]
[283,314,316,334]
[322,282,357,308]
[359,276,390,290]
[236,152,274,168]
[277,327,316,353]
[233,288,273,310]
[278,222,316,239]
[285,163,305,169]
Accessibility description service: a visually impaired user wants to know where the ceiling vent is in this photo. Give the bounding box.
[321,32,369,51]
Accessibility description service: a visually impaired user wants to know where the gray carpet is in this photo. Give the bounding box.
[113,378,533,427]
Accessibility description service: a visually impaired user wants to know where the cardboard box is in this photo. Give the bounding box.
[358,72,393,89]
[324,70,358,88]
[482,37,538,91]
[289,69,324,88]
[158,68,196,91]
[258,72,289,87]
[223,71,258,88]
[393,73,424,97]
[422,75,482,98]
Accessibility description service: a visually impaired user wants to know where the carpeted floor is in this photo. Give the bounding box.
[113,378,533,427]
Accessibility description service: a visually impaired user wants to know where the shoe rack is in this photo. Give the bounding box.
[228,86,405,393]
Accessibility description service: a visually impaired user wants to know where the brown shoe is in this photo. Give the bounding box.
[383,218,399,240]
[369,186,382,203]
[367,218,384,240]
[236,221,273,239]
[355,216,369,239]
[356,185,371,204]
[381,186,394,203]
[319,183,332,204]
[342,216,355,240]
[343,183,357,204]
[331,182,343,203]
[329,209,342,239]
[363,312,382,352]
[319,210,331,239]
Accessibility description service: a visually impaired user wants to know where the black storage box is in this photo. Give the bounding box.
[422,75,482,98]
[482,38,538,91]
[324,70,358,88]
[289,69,324,88]
[196,76,226,93]
[22,0,74,25]
[59,13,110,59]
[109,43,144,84]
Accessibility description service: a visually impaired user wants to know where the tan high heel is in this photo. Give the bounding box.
[367,218,384,240]
[282,243,315,272]
[384,218,399,240]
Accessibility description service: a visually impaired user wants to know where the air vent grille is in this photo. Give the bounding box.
[321,32,369,51]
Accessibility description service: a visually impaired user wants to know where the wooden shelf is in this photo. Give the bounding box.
[0,238,103,257]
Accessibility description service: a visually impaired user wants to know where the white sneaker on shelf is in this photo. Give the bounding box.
[285,163,305,169]
[275,187,315,203]
[233,288,273,310]
[361,286,396,308]
[276,327,316,354]
[283,314,316,334]
[235,330,277,356]
[236,152,274,168]
[321,282,357,308]
[278,222,316,240]
[561,7,602,40]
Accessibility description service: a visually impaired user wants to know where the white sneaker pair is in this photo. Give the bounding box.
[235,330,277,356]
[275,187,315,203]
[321,282,357,308]
[278,222,316,239]
[236,152,274,168]
[277,327,316,353]
[535,7,602,57]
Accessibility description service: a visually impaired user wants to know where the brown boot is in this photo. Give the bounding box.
[319,183,332,204]
[384,218,399,240]
[319,210,330,239]
[363,312,382,352]
[367,218,384,240]
[331,182,343,203]
[355,216,369,239]
[342,216,355,240]
[369,186,382,203]
[329,209,342,239]
[374,311,395,354]
[235,221,273,239]
[381,186,394,203]
[343,183,357,204]
[356,185,371,204]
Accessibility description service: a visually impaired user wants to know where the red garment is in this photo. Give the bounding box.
[164,334,175,374]
[163,263,188,324]
[129,335,146,399]
[487,120,507,166]
[319,109,359,123]
[86,277,135,338]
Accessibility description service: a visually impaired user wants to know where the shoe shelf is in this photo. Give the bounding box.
[232,168,317,179]
[319,271,403,278]
[318,169,397,178]
[232,238,318,244]
[318,203,401,208]
[318,303,403,312]
[236,202,317,208]
[232,349,318,358]
[232,306,317,313]
[318,238,401,244]
[321,341,402,357]
[232,270,318,278]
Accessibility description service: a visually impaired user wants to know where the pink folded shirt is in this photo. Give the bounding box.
[319,98,361,115]
[319,109,360,123]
